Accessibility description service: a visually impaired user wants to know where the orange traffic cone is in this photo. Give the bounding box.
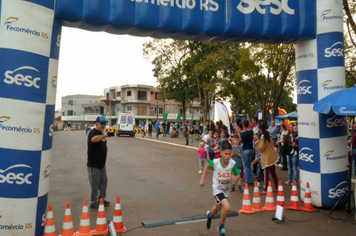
[288,180,301,210]
[59,202,75,236]
[113,197,127,233]
[264,181,276,211]
[93,198,108,236]
[301,182,316,212]
[76,199,93,236]
[276,180,288,209]
[239,183,255,214]
[43,204,56,236]
[252,182,265,212]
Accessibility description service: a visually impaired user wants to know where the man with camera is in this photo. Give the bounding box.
[87,115,113,208]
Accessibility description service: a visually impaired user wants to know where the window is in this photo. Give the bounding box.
[155,107,164,115]
[67,110,73,116]
[74,111,76,116]
[150,106,154,110]
[137,106,148,115]
[127,91,131,96]
[138,91,147,100]
[120,116,126,124]
[154,92,158,100]
[68,100,73,106]
[150,91,154,95]
[117,92,121,97]
[127,106,132,112]
[128,117,134,124]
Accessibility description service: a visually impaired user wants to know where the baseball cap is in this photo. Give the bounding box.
[96,116,106,123]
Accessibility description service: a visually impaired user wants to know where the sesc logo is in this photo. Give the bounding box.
[326,115,347,128]
[4,66,41,89]
[0,164,33,185]
[324,42,344,58]
[297,80,312,95]
[328,181,347,198]
[299,147,314,163]
[237,0,295,15]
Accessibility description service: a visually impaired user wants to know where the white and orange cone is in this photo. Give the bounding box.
[252,181,265,212]
[43,204,56,236]
[276,180,288,209]
[264,181,276,211]
[239,183,255,214]
[113,197,126,233]
[288,180,301,210]
[301,182,316,212]
[59,202,75,236]
[93,198,108,236]
[76,199,93,236]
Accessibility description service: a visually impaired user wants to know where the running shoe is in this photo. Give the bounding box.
[217,226,226,236]
[206,211,212,229]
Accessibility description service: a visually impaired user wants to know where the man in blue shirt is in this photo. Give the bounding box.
[267,119,279,146]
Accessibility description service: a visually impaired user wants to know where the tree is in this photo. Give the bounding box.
[143,39,196,124]
[343,0,356,86]
[234,43,296,121]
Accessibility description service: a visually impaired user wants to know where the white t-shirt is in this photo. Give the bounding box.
[209,159,239,197]
[202,134,210,148]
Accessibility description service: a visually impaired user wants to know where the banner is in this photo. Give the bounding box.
[215,101,230,135]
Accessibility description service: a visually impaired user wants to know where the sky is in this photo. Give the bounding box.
[56,27,157,110]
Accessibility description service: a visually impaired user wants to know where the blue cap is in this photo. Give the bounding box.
[96,116,106,122]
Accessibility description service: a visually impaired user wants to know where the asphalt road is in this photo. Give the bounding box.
[48,131,356,236]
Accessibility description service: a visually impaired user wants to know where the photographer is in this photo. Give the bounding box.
[87,115,113,208]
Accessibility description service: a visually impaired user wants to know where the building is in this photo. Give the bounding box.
[61,84,214,129]
[61,94,104,129]
[103,84,208,127]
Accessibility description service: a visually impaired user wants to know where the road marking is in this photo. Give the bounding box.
[137,137,197,150]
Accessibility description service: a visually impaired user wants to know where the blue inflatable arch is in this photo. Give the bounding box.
[0,0,347,235]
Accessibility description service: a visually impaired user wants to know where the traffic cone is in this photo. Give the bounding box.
[43,204,56,236]
[264,181,276,211]
[301,182,316,212]
[252,182,265,212]
[76,199,93,236]
[59,202,75,236]
[276,180,288,209]
[239,183,255,214]
[113,197,127,233]
[288,180,301,210]
[93,198,108,236]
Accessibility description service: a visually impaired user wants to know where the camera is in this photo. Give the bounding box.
[107,130,115,137]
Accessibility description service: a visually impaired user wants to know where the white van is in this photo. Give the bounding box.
[116,113,136,137]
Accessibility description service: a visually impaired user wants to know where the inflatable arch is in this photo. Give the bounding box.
[0,0,347,235]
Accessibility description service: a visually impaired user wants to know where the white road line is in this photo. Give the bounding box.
[136,137,197,150]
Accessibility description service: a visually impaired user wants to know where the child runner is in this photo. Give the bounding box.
[231,135,243,192]
[200,140,241,236]
[197,142,206,174]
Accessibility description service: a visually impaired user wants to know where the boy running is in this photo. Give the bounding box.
[200,140,241,236]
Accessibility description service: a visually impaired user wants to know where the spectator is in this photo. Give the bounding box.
[254,121,279,195]
[87,116,112,208]
[268,119,279,146]
[237,120,255,186]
